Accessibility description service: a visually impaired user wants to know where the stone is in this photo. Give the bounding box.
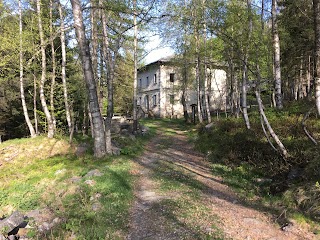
[38,222,50,232]
[112,146,121,156]
[84,169,102,178]
[205,122,214,129]
[0,211,24,235]
[70,176,82,183]
[7,235,15,240]
[84,180,96,186]
[54,169,66,175]
[92,202,101,212]
[75,143,89,157]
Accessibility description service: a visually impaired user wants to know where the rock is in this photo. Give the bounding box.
[54,169,66,175]
[0,211,24,235]
[112,145,121,156]
[280,222,294,232]
[92,202,101,212]
[90,193,102,201]
[205,122,214,129]
[7,235,15,240]
[84,179,96,186]
[70,176,82,183]
[75,143,89,157]
[84,169,102,178]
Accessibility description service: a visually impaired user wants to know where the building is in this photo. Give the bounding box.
[137,56,228,119]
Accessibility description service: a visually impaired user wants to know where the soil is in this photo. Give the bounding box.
[127,122,317,240]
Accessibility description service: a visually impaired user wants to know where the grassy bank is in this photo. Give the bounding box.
[0,132,150,239]
[194,100,320,230]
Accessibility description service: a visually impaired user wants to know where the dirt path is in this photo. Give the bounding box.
[127,122,316,240]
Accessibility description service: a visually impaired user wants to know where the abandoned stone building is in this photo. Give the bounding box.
[137,56,228,118]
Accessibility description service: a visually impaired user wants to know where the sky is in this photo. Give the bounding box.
[143,35,175,64]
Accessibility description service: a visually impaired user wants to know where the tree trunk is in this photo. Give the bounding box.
[182,57,189,122]
[203,4,211,123]
[272,0,283,109]
[242,54,251,129]
[90,1,102,113]
[58,1,72,134]
[196,54,203,123]
[71,0,106,157]
[101,2,117,154]
[242,0,252,130]
[314,0,320,115]
[33,74,38,134]
[255,89,288,158]
[19,0,36,138]
[36,0,55,138]
[49,0,56,130]
[133,0,138,133]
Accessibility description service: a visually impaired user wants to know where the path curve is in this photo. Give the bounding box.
[127,123,316,240]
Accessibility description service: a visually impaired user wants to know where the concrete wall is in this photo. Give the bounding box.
[137,62,227,119]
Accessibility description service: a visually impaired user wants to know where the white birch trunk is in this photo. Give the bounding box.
[58,1,72,134]
[49,0,56,130]
[36,0,55,138]
[314,0,320,115]
[133,0,138,133]
[19,0,36,138]
[272,0,283,109]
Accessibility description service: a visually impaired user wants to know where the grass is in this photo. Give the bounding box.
[141,119,226,239]
[0,131,151,239]
[193,100,320,230]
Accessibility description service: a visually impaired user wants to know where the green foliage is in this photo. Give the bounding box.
[194,101,320,222]
[0,131,155,238]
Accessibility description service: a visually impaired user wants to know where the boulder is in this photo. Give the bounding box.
[0,211,24,235]
[84,169,103,178]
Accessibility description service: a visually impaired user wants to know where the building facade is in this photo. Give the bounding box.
[137,57,227,119]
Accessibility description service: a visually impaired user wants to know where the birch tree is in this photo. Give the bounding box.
[37,0,55,138]
[133,0,138,133]
[314,0,320,115]
[49,0,57,129]
[272,0,283,109]
[58,1,72,136]
[19,0,36,138]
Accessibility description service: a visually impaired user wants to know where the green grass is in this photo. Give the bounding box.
[139,119,226,239]
[0,131,152,239]
[193,100,320,226]
[151,160,226,239]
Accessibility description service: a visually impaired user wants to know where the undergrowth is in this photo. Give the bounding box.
[194,100,320,226]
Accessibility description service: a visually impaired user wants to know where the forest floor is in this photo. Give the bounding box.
[127,121,317,240]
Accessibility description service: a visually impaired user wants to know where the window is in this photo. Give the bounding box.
[153,74,157,84]
[139,79,142,88]
[169,94,174,104]
[152,95,157,106]
[146,76,149,86]
[170,73,175,82]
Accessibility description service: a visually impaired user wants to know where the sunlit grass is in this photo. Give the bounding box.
[0,131,149,239]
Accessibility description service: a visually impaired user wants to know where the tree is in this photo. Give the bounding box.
[19,0,36,138]
[36,0,55,138]
[71,0,106,157]
[272,0,283,109]
[58,1,73,138]
[133,0,138,133]
[314,0,320,115]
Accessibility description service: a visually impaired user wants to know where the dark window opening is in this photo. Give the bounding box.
[170,73,175,82]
